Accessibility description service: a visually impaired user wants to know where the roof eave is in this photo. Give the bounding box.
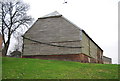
[38,15,62,19]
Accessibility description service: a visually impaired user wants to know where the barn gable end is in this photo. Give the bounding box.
[23,11,82,56]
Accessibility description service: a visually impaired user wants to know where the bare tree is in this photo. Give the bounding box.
[0,0,33,56]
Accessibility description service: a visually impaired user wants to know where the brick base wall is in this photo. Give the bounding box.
[22,54,103,64]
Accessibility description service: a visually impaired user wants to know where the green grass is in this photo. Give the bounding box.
[2,57,119,79]
[0,57,2,80]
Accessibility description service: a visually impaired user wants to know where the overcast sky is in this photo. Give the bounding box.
[20,0,119,64]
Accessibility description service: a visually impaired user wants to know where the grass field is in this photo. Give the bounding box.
[2,57,119,79]
[0,57,2,80]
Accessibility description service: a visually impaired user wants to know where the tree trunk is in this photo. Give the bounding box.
[2,42,9,56]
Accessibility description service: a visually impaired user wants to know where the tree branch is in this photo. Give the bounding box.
[0,0,33,56]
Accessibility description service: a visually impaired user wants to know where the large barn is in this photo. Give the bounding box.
[22,11,111,64]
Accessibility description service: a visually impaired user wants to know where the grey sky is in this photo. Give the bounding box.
[10,0,118,64]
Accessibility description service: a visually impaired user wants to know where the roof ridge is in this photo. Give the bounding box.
[39,11,62,18]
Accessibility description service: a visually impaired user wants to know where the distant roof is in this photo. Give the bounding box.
[103,56,112,63]
[103,56,111,59]
[39,11,62,19]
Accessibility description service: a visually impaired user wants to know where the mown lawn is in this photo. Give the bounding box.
[2,57,119,79]
[0,57,2,80]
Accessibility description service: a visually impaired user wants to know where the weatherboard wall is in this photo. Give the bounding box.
[81,31,102,60]
[90,40,98,59]
[81,32,89,56]
[23,39,82,55]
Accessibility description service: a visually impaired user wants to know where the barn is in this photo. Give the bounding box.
[22,11,111,64]
[103,56,112,64]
